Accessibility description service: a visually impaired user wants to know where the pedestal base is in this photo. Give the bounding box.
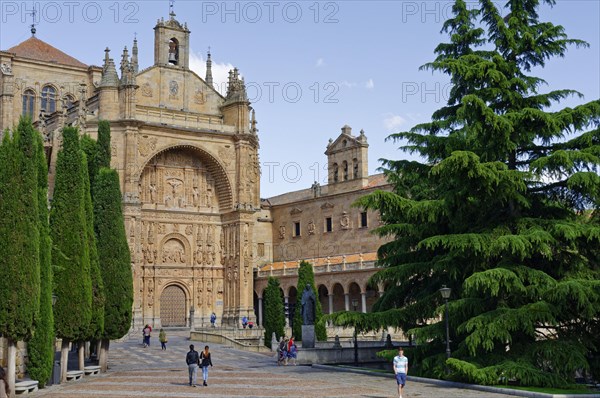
[302,325,315,348]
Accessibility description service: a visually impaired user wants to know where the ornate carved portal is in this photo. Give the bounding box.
[136,146,251,327]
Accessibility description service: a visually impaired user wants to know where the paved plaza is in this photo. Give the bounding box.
[29,331,514,398]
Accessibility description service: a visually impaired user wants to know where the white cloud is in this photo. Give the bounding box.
[189,51,235,96]
[316,58,325,67]
[340,80,357,88]
[383,114,406,132]
[365,78,374,89]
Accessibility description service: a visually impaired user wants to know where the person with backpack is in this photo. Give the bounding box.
[210,312,217,328]
[158,328,168,350]
[185,344,200,387]
[199,345,213,386]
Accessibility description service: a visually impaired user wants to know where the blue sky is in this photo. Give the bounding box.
[1,0,598,197]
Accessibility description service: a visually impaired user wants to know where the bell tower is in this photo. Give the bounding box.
[153,7,190,69]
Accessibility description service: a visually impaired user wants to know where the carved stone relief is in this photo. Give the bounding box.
[194,86,206,104]
[141,82,153,97]
[161,238,186,264]
[139,149,219,212]
[138,135,157,157]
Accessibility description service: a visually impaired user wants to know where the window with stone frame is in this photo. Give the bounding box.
[22,89,35,117]
[41,85,56,113]
[360,212,368,228]
[293,221,301,237]
[325,217,332,233]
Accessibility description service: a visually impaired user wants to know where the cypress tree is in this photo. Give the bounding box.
[50,126,92,381]
[331,0,600,387]
[96,120,111,169]
[27,133,55,388]
[263,277,285,349]
[0,117,41,391]
[94,168,132,371]
[81,153,105,353]
[293,261,327,341]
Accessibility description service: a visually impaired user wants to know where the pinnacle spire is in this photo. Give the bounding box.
[205,48,213,87]
[120,46,129,74]
[103,47,110,69]
[100,48,119,88]
[132,37,139,74]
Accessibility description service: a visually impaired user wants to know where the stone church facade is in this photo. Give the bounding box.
[0,11,391,337]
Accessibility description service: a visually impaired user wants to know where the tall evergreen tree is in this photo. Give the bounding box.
[80,121,111,193]
[96,120,111,169]
[330,0,600,387]
[27,133,55,388]
[263,277,285,349]
[292,261,327,341]
[50,126,92,382]
[94,168,132,371]
[81,153,105,368]
[0,118,41,392]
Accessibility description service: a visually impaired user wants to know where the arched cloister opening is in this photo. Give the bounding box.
[317,284,329,314]
[365,284,379,312]
[332,283,345,312]
[348,282,361,312]
[288,286,298,329]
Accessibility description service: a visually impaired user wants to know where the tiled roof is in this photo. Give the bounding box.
[259,252,378,271]
[6,37,87,68]
[364,173,388,189]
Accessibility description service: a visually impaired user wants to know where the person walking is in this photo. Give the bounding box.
[159,328,168,350]
[0,366,9,398]
[287,338,298,366]
[186,344,200,387]
[210,312,216,328]
[142,324,152,347]
[393,347,408,398]
[277,336,286,366]
[199,345,213,386]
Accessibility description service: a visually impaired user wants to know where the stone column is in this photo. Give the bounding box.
[258,297,263,326]
[344,293,350,311]
[328,294,334,314]
[284,296,289,327]
[361,292,367,313]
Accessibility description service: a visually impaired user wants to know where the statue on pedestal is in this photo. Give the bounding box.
[301,284,316,325]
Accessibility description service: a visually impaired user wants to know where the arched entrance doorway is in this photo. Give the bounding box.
[160,285,187,327]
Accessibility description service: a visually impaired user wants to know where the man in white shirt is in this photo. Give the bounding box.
[393,347,408,398]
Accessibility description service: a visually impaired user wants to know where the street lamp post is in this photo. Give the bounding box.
[439,285,451,359]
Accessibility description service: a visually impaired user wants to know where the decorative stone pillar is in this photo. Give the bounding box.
[361,292,367,313]
[284,296,289,327]
[328,294,334,314]
[344,293,350,311]
[258,297,263,326]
